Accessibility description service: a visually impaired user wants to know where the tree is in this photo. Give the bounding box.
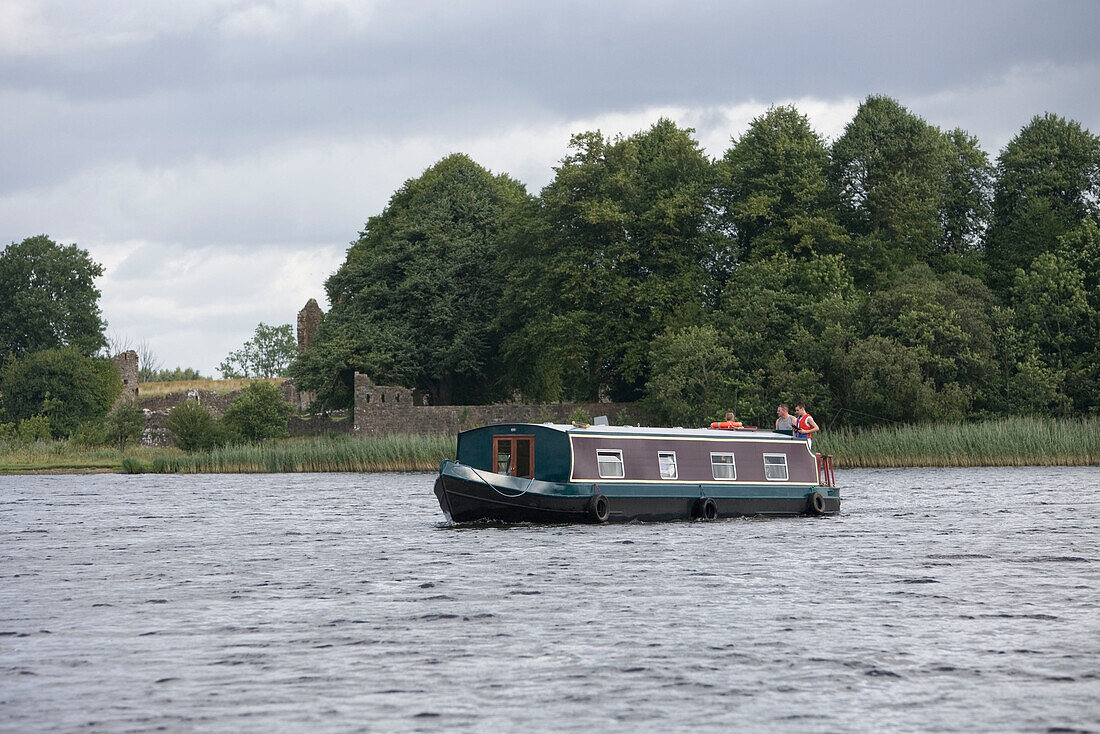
[221,381,294,442]
[0,348,122,437]
[717,105,847,262]
[295,154,530,408]
[643,325,743,427]
[830,96,950,286]
[219,323,297,378]
[500,120,721,402]
[937,128,993,270]
[0,235,107,360]
[985,113,1100,293]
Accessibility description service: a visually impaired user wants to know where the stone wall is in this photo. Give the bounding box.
[352,372,644,435]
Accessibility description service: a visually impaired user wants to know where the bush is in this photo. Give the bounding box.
[221,381,294,442]
[166,400,223,452]
[104,401,145,450]
[0,422,15,441]
[17,415,51,443]
[0,347,122,437]
[72,421,107,447]
[569,406,593,425]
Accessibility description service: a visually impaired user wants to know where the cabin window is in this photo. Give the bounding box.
[596,449,624,478]
[763,453,789,481]
[711,452,736,480]
[493,436,533,478]
[657,451,678,480]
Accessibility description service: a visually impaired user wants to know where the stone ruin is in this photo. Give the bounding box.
[111,350,138,407]
[297,298,323,353]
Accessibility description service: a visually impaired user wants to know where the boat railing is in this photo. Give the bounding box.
[816,454,836,487]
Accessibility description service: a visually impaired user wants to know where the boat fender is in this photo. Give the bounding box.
[693,497,718,520]
[587,493,610,523]
[808,491,826,515]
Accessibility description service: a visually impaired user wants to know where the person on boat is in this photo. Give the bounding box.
[794,404,819,449]
[775,404,795,434]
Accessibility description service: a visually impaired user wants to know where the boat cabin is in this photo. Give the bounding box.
[456,423,821,486]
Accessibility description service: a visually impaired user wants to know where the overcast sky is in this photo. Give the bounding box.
[2,0,1098,375]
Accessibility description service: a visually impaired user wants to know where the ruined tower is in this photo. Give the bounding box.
[297,298,323,353]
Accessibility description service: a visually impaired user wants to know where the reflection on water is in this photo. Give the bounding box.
[2,468,1098,732]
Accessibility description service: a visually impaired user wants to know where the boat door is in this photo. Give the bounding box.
[493,435,534,478]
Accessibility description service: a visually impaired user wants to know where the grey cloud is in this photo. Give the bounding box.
[3,0,1098,192]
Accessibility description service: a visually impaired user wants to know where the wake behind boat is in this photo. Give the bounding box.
[433,422,840,523]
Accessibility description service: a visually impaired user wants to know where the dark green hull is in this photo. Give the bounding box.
[434,460,840,523]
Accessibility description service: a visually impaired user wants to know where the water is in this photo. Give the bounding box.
[2,468,1098,733]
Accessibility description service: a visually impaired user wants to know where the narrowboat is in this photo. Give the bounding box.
[433,423,840,523]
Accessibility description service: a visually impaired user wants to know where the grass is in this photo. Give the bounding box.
[0,440,184,474]
[816,417,1100,468]
[138,377,285,397]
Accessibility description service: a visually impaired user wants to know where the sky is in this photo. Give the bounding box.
[2,0,1099,375]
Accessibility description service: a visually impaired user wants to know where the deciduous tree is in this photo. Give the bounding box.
[0,235,107,360]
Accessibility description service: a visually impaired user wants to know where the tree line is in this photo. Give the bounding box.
[292,96,1100,428]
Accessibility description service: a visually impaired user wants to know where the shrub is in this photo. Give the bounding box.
[0,422,15,441]
[17,415,52,443]
[121,457,146,474]
[104,401,145,450]
[166,400,223,452]
[221,381,293,442]
[72,420,107,447]
[569,406,593,425]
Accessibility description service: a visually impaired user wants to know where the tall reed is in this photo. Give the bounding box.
[154,434,456,474]
[816,417,1099,468]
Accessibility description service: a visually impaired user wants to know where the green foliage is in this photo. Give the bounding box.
[985,113,1100,291]
[165,400,223,452]
[501,120,720,402]
[145,366,202,382]
[0,348,122,437]
[219,323,296,378]
[220,381,294,442]
[0,422,14,441]
[644,325,742,427]
[121,457,147,474]
[72,420,108,447]
[0,235,107,360]
[104,401,145,450]
[718,105,848,261]
[569,407,593,425]
[17,416,52,443]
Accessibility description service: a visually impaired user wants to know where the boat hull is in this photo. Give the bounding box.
[434,460,840,524]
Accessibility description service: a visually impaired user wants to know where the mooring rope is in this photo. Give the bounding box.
[467,466,536,498]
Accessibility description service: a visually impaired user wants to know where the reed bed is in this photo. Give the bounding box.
[153,434,456,474]
[138,377,285,397]
[816,417,1099,468]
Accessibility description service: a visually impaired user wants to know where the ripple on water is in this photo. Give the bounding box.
[1,467,1099,732]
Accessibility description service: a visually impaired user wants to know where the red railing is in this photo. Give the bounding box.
[816,454,836,487]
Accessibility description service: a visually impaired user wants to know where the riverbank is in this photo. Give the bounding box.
[1,418,1096,474]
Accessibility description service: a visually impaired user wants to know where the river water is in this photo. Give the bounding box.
[1,468,1098,733]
